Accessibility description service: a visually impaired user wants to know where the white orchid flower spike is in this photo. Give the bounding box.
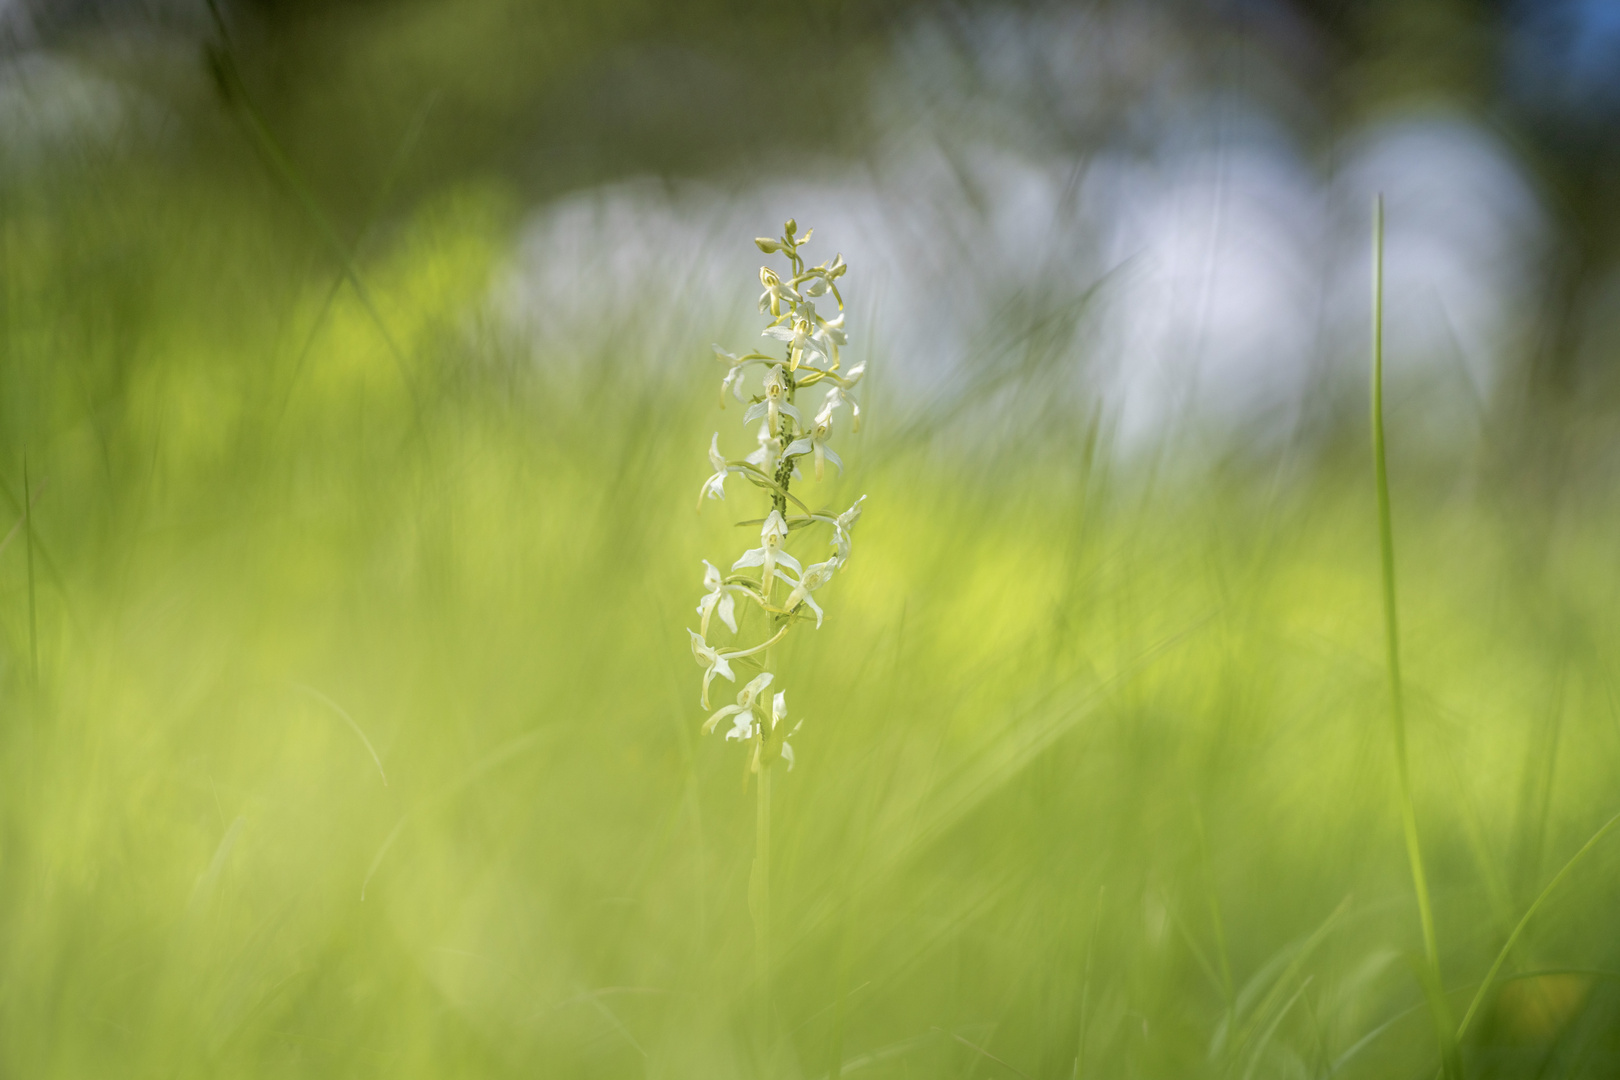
[695,218,868,792]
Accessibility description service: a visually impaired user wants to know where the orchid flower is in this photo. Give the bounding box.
[733,508,802,595]
[713,346,751,408]
[758,267,801,318]
[817,384,857,429]
[835,494,866,533]
[696,559,749,636]
[703,672,774,739]
[816,494,866,563]
[810,311,845,368]
[763,314,820,371]
[697,433,736,511]
[744,364,802,433]
[784,413,842,481]
[781,557,837,628]
[688,629,736,709]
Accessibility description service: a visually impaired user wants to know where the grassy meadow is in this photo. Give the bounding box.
[4,107,1620,1080]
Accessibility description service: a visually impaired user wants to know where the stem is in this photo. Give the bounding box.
[724,624,790,663]
[735,463,811,514]
[1372,195,1459,1080]
[751,317,795,1061]
[751,757,773,1053]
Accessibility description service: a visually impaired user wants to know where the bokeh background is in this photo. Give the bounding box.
[5,0,1620,1076]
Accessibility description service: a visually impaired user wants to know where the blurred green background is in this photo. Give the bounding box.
[5,0,1620,1076]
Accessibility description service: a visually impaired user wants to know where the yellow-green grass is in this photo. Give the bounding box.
[2,176,1619,1079]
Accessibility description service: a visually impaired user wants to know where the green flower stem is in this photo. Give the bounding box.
[736,463,811,514]
[752,755,773,1043]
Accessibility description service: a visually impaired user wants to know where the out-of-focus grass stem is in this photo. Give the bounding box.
[1372,195,1459,1080]
[1071,889,1102,1080]
[1193,806,1235,1033]
[276,94,439,430]
[23,450,37,688]
[828,913,853,1080]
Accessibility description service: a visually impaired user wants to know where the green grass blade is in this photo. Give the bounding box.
[1371,194,1459,1080]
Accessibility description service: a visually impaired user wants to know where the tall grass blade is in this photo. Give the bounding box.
[1371,194,1459,1079]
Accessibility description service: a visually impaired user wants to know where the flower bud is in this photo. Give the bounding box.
[755,238,781,253]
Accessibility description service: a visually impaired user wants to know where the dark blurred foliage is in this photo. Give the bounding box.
[15,0,916,213]
[12,0,1620,415]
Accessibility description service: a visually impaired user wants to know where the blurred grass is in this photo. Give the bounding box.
[4,122,1620,1080]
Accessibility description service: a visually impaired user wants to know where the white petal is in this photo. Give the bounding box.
[704,704,742,734]
[688,628,707,656]
[775,551,803,575]
[742,672,774,702]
